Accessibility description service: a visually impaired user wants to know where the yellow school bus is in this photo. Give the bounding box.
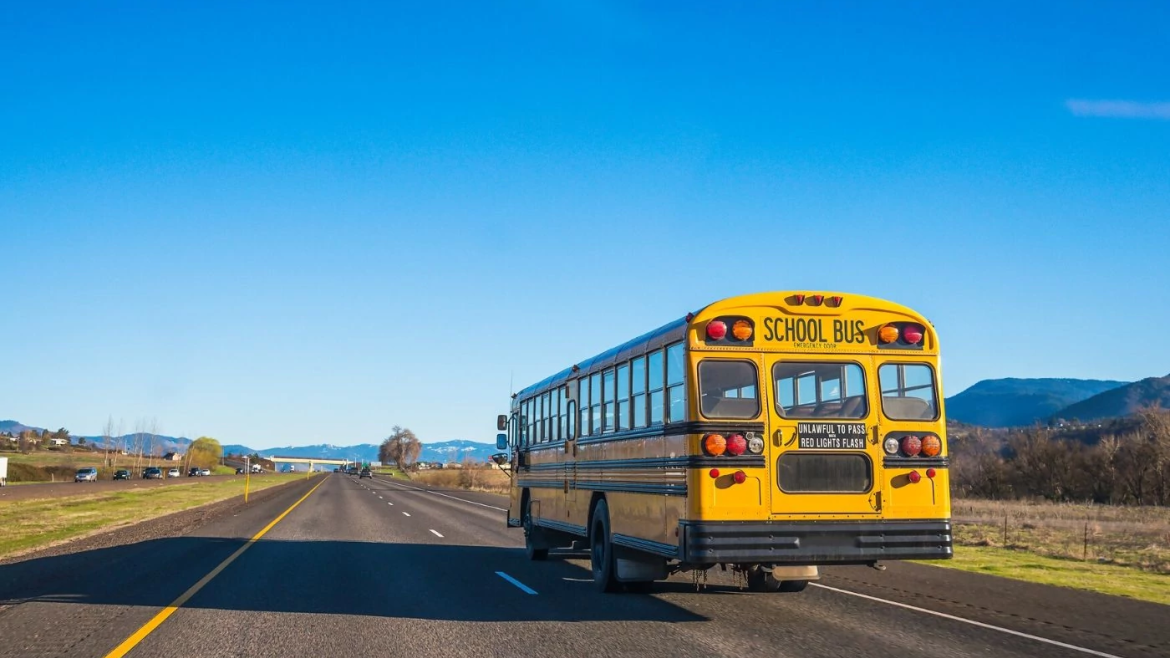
[494,291,951,592]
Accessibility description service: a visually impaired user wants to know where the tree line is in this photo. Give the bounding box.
[951,407,1170,505]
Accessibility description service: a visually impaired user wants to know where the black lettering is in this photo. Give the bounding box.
[833,319,844,343]
[853,320,865,344]
[763,317,774,341]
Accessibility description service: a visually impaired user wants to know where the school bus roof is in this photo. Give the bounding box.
[511,291,932,402]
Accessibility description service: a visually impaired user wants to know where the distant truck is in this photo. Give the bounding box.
[0,457,7,487]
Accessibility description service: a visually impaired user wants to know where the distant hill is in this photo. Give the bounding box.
[0,420,43,435]
[418,440,498,464]
[1054,375,1170,422]
[4,416,500,465]
[225,440,497,464]
[945,378,1128,427]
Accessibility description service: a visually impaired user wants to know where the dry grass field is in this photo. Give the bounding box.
[940,499,1170,604]
[410,467,510,495]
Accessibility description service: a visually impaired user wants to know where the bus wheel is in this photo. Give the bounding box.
[590,499,619,593]
[778,579,808,593]
[746,566,782,592]
[523,497,548,561]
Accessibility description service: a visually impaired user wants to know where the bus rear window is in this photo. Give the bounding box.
[698,360,760,419]
[773,362,868,419]
[879,363,938,420]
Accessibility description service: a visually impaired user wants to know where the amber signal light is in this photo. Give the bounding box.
[703,433,727,456]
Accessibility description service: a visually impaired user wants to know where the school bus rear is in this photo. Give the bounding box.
[679,291,952,566]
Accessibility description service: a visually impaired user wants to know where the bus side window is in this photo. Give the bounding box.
[666,342,687,423]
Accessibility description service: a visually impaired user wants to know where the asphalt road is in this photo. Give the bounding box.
[0,473,1166,658]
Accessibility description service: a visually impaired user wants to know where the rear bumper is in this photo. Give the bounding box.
[679,519,952,565]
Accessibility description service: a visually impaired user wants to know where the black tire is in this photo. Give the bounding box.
[778,579,808,593]
[523,496,548,561]
[590,499,619,592]
[746,567,782,592]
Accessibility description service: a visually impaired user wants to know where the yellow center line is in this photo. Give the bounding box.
[102,477,327,658]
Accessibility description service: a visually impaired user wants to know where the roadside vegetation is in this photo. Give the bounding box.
[0,473,310,559]
[411,464,509,495]
[939,498,1170,605]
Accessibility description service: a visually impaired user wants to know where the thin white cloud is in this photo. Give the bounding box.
[1066,99,1170,120]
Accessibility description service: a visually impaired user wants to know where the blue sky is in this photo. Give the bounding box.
[3,2,1168,448]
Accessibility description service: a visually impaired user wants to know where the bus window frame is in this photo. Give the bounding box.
[772,360,870,420]
[877,361,940,422]
[697,359,762,420]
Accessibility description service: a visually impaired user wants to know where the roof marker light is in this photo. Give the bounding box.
[809,294,824,306]
[792,294,805,304]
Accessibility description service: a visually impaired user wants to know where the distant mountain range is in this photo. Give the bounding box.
[944,378,1129,427]
[1055,375,1170,422]
[1,421,497,464]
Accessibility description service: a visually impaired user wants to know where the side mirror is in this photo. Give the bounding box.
[496,433,508,451]
[496,414,508,431]
[491,453,510,466]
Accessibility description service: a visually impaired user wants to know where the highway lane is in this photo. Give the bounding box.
[0,473,1165,658]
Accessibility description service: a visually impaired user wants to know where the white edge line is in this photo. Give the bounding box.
[387,502,393,505]
[429,529,444,538]
[496,571,538,595]
[379,479,507,512]
[402,512,411,516]
[810,583,1122,658]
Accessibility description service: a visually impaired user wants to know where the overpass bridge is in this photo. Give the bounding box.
[267,455,363,472]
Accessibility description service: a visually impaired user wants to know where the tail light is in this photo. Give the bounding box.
[709,468,720,479]
[921,434,942,457]
[726,433,747,456]
[703,434,727,456]
[706,321,727,340]
[732,470,747,484]
[879,324,900,344]
[902,324,924,345]
[907,470,921,484]
[901,435,922,457]
[731,319,753,341]
[926,468,937,479]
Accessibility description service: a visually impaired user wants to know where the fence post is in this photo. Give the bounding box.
[1083,521,1089,561]
[1003,514,1008,546]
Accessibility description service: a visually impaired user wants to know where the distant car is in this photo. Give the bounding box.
[113,469,131,480]
[188,467,201,477]
[200,468,211,476]
[359,468,372,479]
[143,467,163,479]
[236,467,245,474]
[167,468,181,478]
[333,468,340,473]
[75,467,98,483]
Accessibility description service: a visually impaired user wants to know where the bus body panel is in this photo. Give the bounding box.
[502,291,953,569]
